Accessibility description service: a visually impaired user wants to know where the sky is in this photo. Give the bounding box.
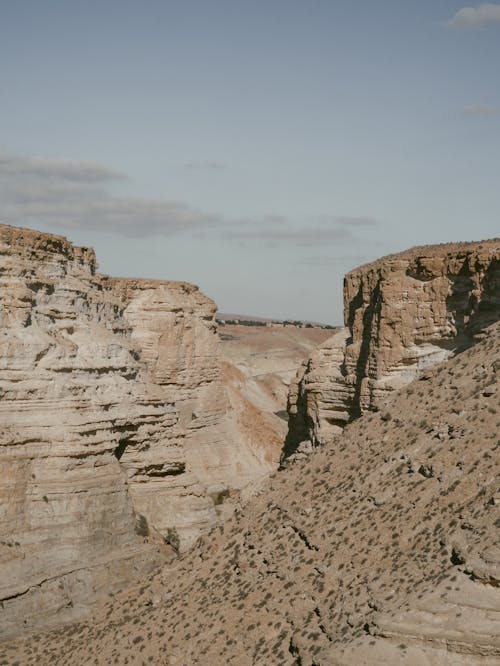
[1,1,499,324]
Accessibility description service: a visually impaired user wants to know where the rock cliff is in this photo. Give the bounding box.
[0,224,276,638]
[287,239,500,450]
[220,322,333,469]
[5,320,498,664]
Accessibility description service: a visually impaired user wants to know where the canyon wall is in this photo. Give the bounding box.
[9,320,498,665]
[0,224,274,637]
[287,240,500,451]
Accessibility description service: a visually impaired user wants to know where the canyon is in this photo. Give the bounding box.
[0,225,499,664]
[0,224,324,639]
[3,312,499,666]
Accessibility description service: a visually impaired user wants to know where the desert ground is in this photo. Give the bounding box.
[2,321,498,665]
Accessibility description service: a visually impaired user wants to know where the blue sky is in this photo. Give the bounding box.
[1,1,499,323]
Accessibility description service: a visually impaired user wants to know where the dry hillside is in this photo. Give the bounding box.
[2,321,498,665]
[219,323,333,477]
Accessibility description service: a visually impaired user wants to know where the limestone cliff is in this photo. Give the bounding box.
[0,225,164,637]
[287,239,500,450]
[0,224,274,638]
[6,321,498,664]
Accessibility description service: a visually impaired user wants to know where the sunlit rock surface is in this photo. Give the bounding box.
[0,224,278,637]
[287,239,499,449]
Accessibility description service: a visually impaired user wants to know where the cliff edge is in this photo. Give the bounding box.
[0,224,276,638]
[287,239,499,452]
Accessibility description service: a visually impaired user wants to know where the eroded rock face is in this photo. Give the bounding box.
[6,321,498,665]
[0,225,166,637]
[98,277,225,551]
[288,240,500,448]
[0,224,277,637]
[284,328,349,457]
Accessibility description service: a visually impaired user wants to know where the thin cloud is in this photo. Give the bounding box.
[0,152,126,182]
[0,152,378,246]
[222,214,380,246]
[446,3,500,28]
[223,227,352,246]
[299,255,374,267]
[0,152,222,237]
[464,105,500,115]
[319,215,379,227]
[184,161,227,170]
[263,214,288,224]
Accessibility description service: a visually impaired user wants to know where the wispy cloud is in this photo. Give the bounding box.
[184,160,227,170]
[464,105,500,115]
[222,226,352,246]
[0,152,378,247]
[0,152,223,237]
[318,215,379,227]
[299,255,374,267]
[0,153,126,182]
[446,3,500,28]
[262,214,288,224]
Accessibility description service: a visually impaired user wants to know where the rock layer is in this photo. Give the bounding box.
[287,239,500,448]
[0,225,168,637]
[0,224,278,638]
[4,320,498,664]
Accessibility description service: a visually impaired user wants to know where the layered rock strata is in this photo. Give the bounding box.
[0,225,165,637]
[220,323,333,469]
[287,239,499,449]
[5,321,498,665]
[0,224,276,638]
[98,277,225,550]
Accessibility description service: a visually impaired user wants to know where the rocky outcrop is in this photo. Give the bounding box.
[7,321,498,665]
[0,224,277,638]
[287,239,500,449]
[0,225,166,637]
[285,328,349,456]
[98,277,225,551]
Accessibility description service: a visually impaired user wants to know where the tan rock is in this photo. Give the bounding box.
[288,239,500,448]
[0,224,290,638]
[5,319,498,665]
[0,225,166,638]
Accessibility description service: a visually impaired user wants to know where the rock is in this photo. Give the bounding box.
[417,464,434,478]
[5,319,498,665]
[287,239,500,450]
[0,225,168,638]
[284,328,350,452]
[0,224,286,638]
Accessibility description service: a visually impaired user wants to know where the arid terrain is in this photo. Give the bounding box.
[220,322,332,452]
[2,320,498,665]
[0,228,498,665]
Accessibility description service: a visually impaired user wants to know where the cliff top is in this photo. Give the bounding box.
[0,222,97,268]
[0,223,205,297]
[349,237,500,275]
[99,275,204,295]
